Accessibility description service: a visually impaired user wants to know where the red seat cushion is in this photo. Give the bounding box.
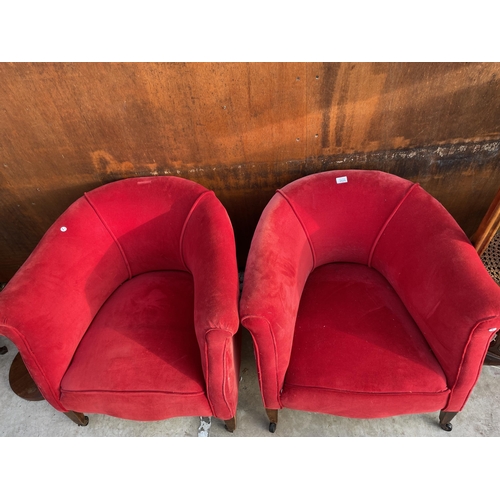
[282,263,449,417]
[60,270,211,420]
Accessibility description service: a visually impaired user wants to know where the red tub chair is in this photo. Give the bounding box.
[0,176,240,431]
[240,169,500,433]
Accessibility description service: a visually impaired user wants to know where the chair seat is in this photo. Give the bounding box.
[60,270,211,421]
[281,263,449,418]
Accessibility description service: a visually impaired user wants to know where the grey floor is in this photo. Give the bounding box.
[1,329,500,437]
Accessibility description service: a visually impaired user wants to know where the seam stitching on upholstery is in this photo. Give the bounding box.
[241,315,283,408]
[221,337,232,415]
[446,316,497,411]
[368,183,419,267]
[277,190,316,270]
[3,325,65,410]
[458,331,497,411]
[203,339,216,415]
[84,193,132,279]
[203,328,236,417]
[204,329,235,415]
[283,382,450,396]
[61,388,206,396]
[205,327,235,337]
[179,190,213,271]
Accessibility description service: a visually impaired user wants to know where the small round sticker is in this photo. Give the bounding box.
[60,227,67,232]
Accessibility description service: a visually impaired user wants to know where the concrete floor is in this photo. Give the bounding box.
[1,329,500,437]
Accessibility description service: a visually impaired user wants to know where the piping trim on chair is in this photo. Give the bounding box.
[202,332,216,416]
[1,324,66,411]
[221,336,232,416]
[368,183,419,268]
[179,190,214,272]
[446,316,498,411]
[60,388,207,396]
[283,382,450,396]
[203,328,238,418]
[242,315,284,408]
[277,189,317,271]
[84,193,133,280]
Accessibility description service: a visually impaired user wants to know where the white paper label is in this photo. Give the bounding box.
[336,176,348,184]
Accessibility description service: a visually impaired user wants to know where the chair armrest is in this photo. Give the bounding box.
[240,193,314,408]
[443,315,499,411]
[371,185,500,407]
[0,197,128,411]
[181,192,240,417]
[202,329,241,420]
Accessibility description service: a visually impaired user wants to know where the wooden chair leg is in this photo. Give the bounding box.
[9,352,44,401]
[266,408,278,433]
[64,411,89,426]
[439,410,458,431]
[1,285,9,354]
[224,417,236,433]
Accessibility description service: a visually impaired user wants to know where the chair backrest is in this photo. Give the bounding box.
[276,169,416,269]
[84,176,210,278]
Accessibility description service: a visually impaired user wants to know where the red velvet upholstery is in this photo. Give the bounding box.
[241,170,500,427]
[0,176,240,424]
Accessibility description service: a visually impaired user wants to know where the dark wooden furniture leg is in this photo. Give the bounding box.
[9,352,44,401]
[224,417,236,433]
[9,352,89,426]
[64,411,89,426]
[1,284,8,354]
[266,408,278,433]
[439,410,458,431]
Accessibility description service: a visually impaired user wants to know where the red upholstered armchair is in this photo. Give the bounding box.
[240,170,500,433]
[0,176,240,431]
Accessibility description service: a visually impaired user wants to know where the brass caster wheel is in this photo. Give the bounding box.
[440,422,452,432]
[269,422,276,433]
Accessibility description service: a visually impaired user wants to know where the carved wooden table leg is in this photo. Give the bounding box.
[9,352,44,401]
